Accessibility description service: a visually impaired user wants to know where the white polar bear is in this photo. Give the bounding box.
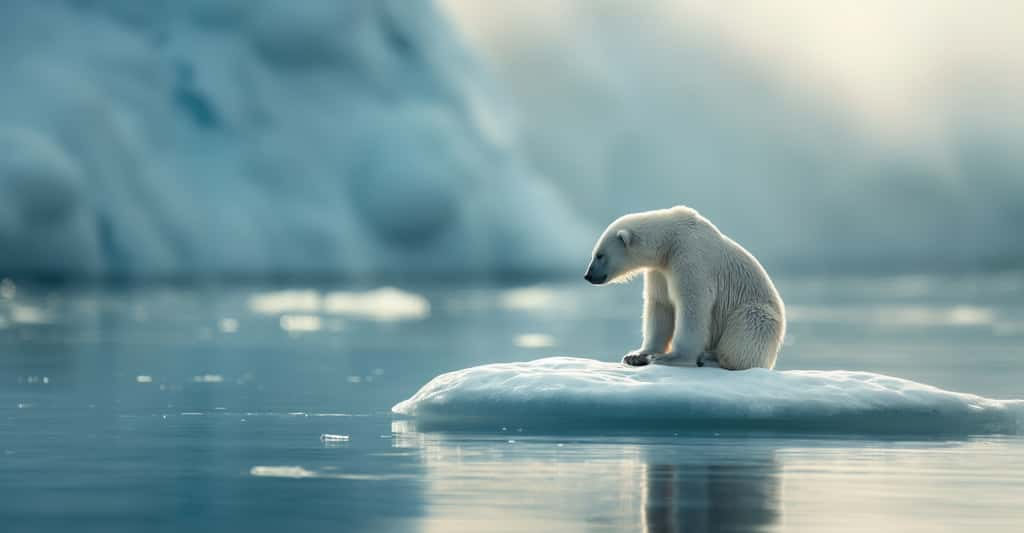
[584,206,785,370]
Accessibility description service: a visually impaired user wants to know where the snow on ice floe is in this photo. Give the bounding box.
[392,357,1024,435]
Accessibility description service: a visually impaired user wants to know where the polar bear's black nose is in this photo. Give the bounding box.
[584,271,593,282]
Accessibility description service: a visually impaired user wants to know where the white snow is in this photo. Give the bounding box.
[393,357,1024,435]
[0,0,585,279]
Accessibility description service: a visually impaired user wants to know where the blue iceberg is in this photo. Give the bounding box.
[0,0,585,279]
[393,357,1023,435]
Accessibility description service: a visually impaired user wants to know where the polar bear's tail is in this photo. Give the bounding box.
[716,304,785,370]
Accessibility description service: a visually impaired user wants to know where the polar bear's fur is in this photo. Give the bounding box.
[584,206,785,370]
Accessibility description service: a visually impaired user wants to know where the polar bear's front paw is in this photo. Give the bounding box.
[696,351,720,368]
[622,351,653,366]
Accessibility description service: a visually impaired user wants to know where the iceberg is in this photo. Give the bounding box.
[393,357,1023,435]
[0,0,586,279]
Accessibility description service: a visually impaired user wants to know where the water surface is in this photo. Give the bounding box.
[2,275,1023,531]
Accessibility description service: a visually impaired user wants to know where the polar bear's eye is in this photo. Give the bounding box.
[596,253,605,261]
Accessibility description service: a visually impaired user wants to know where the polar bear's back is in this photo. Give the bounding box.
[682,212,786,364]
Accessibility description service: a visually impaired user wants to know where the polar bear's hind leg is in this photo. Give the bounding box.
[715,304,783,370]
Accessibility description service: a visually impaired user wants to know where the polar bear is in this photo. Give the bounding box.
[584,206,785,370]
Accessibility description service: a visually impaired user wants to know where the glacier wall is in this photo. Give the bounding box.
[0,0,587,280]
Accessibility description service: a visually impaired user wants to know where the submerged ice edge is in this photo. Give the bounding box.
[392,357,1024,435]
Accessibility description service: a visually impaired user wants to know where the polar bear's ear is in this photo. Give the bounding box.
[616,229,632,247]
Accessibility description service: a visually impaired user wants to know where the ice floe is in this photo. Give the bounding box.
[393,357,1023,435]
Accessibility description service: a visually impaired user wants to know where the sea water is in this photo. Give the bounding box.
[1,274,1022,531]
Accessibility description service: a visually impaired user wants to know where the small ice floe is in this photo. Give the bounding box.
[250,288,429,322]
[192,374,224,384]
[498,287,556,311]
[323,288,429,322]
[320,433,350,443]
[514,333,556,349]
[250,466,318,479]
[249,466,410,481]
[11,305,51,325]
[279,314,321,333]
[0,278,16,299]
[218,318,239,333]
[136,375,153,383]
[393,357,1024,435]
[249,291,320,314]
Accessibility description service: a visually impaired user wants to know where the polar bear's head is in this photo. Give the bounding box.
[584,219,640,285]
[585,207,702,285]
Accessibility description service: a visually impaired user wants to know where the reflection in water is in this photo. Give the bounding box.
[642,458,780,533]
[395,422,780,532]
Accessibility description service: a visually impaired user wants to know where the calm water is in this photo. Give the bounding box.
[2,274,1023,532]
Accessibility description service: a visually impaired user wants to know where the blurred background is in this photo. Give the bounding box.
[1,0,1021,281]
[3,2,1024,531]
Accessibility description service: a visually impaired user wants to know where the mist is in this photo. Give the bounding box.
[442,0,1024,273]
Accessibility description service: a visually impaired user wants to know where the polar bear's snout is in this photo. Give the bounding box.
[584,255,608,285]
[584,269,607,285]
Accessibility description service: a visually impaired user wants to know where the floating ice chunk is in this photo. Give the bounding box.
[393,357,1024,435]
[249,291,321,315]
[323,288,429,322]
[498,287,557,311]
[11,305,52,325]
[249,288,428,322]
[279,315,321,333]
[320,434,350,443]
[218,318,239,333]
[250,466,317,479]
[0,278,15,299]
[514,333,556,348]
[249,466,410,481]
